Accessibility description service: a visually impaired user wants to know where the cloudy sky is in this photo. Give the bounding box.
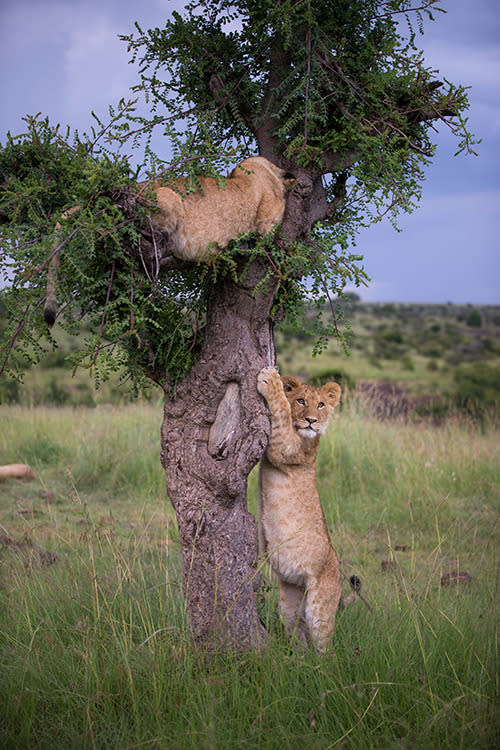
[1,0,498,304]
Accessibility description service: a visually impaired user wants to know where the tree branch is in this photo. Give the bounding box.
[320,150,360,174]
[256,34,292,159]
[208,74,255,132]
[310,172,347,227]
[316,46,464,156]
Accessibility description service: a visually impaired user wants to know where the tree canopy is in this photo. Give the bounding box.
[0,0,475,389]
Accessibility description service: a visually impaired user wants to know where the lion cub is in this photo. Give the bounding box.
[257,367,346,651]
[148,156,296,261]
[43,156,295,325]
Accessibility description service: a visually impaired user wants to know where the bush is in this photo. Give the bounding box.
[466,309,482,328]
[39,351,71,369]
[0,377,20,404]
[43,377,70,406]
[401,355,414,371]
[310,368,356,393]
[372,328,408,359]
[454,363,499,415]
[417,341,443,358]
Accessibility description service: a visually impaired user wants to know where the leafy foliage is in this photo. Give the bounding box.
[0,1,475,388]
[126,0,474,217]
[0,116,210,388]
[454,362,500,417]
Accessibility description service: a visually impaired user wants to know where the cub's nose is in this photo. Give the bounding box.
[305,416,317,425]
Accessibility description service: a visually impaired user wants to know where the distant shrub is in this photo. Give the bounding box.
[310,368,355,393]
[43,378,70,406]
[466,309,482,328]
[454,363,499,415]
[343,292,361,305]
[414,395,453,419]
[417,341,442,358]
[278,322,311,342]
[481,337,500,356]
[401,355,414,371]
[39,351,70,369]
[71,385,96,407]
[380,303,398,316]
[0,377,20,404]
[373,328,407,359]
[413,322,463,359]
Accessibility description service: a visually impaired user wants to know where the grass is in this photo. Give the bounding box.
[0,402,499,749]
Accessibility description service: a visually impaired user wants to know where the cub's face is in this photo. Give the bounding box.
[282,376,341,439]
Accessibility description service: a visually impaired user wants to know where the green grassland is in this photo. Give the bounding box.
[0,301,499,748]
[0,398,498,749]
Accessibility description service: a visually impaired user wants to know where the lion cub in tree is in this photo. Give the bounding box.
[43,156,295,325]
[257,367,352,651]
[150,156,296,261]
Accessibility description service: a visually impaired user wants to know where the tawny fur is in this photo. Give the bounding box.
[147,156,296,261]
[257,367,344,651]
[43,156,296,325]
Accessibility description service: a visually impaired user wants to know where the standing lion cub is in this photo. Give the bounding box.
[257,367,352,651]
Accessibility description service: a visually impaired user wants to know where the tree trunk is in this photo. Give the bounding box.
[160,258,278,650]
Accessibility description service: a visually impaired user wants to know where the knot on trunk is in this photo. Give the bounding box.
[293,174,314,199]
[208,382,241,460]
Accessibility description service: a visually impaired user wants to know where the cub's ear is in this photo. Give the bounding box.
[321,382,341,408]
[283,172,298,192]
[281,375,302,393]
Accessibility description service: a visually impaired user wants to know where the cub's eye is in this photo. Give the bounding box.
[317,402,325,409]
[296,398,306,406]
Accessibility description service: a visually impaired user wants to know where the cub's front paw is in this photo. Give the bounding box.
[257,366,280,397]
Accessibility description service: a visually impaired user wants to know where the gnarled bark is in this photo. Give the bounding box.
[160,259,279,649]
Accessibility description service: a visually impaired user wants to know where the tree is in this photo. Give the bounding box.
[0,0,475,650]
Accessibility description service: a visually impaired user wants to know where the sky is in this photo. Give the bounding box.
[0,0,499,305]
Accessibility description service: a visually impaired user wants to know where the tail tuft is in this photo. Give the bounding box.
[43,303,57,327]
[349,574,362,593]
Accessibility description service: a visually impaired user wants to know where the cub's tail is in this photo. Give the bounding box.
[43,206,80,326]
[341,574,373,612]
[43,251,59,326]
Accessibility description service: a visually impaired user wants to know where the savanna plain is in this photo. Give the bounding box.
[0,302,499,749]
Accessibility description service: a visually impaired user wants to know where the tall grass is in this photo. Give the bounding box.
[0,403,498,749]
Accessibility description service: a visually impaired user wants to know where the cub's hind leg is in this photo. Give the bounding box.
[304,554,342,652]
[279,579,309,646]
